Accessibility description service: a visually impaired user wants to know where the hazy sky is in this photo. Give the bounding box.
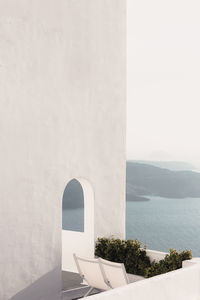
[127,0,200,164]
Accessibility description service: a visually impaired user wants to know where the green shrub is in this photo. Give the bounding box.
[95,237,151,276]
[95,238,192,278]
[145,248,192,278]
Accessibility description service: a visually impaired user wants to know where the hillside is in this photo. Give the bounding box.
[126,161,200,201]
[62,162,200,208]
[129,160,196,171]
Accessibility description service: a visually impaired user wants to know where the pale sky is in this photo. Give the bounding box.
[127,0,200,164]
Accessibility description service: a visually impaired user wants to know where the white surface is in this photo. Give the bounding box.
[99,258,129,288]
[146,249,168,263]
[0,1,126,299]
[127,274,144,283]
[183,258,200,268]
[74,256,108,291]
[87,265,200,300]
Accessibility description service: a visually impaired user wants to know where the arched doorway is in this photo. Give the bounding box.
[62,178,94,272]
[62,178,84,232]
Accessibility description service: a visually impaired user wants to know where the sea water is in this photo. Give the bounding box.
[126,196,200,256]
[62,207,84,232]
[63,196,200,256]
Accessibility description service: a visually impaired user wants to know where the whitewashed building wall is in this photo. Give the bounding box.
[0,1,126,299]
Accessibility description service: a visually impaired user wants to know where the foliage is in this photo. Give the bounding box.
[145,248,192,278]
[95,238,192,278]
[95,237,151,276]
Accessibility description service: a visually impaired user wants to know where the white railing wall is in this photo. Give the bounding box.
[146,249,168,262]
[87,264,200,300]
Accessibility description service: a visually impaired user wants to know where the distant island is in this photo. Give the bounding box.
[63,161,200,208]
[127,161,200,202]
[129,160,196,171]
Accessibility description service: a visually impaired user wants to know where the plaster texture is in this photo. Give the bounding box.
[146,249,168,263]
[182,258,200,268]
[87,265,200,300]
[0,0,126,299]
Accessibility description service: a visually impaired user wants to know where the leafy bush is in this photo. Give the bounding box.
[145,248,192,278]
[95,238,192,278]
[95,238,151,276]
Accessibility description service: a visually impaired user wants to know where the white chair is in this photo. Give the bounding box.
[73,254,109,297]
[73,254,131,297]
[99,258,144,284]
[99,257,129,288]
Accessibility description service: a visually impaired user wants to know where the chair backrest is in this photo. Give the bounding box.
[73,254,109,291]
[99,258,129,288]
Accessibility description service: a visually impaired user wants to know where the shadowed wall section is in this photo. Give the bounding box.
[9,268,61,300]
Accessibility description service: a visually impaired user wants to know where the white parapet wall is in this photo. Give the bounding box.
[183,258,200,268]
[87,264,200,300]
[146,249,168,263]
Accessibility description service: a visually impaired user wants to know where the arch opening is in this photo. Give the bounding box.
[62,178,84,232]
[62,177,94,273]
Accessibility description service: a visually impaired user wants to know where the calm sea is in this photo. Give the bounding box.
[126,196,200,256]
[63,196,200,257]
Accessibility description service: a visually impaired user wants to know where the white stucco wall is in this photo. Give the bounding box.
[146,249,168,263]
[87,265,200,300]
[0,1,126,299]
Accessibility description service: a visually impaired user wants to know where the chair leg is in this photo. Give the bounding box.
[84,287,94,297]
